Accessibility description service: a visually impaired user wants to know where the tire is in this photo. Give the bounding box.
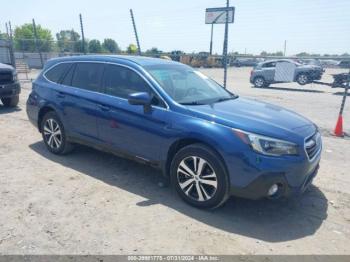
[1,95,19,107]
[40,111,74,155]
[170,143,230,209]
[253,77,266,88]
[296,73,309,85]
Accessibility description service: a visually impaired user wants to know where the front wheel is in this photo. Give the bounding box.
[170,144,230,209]
[296,73,309,85]
[1,95,19,107]
[41,111,74,155]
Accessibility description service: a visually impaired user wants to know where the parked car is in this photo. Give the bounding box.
[0,62,20,107]
[27,56,322,209]
[338,60,350,69]
[231,58,263,67]
[300,59,323,68]
[250,59,324,88]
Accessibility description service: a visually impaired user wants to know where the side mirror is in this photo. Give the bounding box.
[128,92,152,112]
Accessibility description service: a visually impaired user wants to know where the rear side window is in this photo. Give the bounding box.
[262,62,276,68]
[103,65,150,99]
[61,64,76,86]
[45,63,72,83]
[71,63,104,92]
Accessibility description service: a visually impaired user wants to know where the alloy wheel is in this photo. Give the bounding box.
[255,78,264,87]
[177,156,218,202]
[298,74,308,84]
[43,118,62,149]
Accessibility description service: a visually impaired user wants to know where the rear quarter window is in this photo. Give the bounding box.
[71,63,104,92]
[44,63,72,83]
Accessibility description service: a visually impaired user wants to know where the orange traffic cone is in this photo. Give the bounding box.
[334,115,344,137]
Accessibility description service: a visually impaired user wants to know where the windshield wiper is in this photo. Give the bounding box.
[180,101,205,105]
[213,95,238,103]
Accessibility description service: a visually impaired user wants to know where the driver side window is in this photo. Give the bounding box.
[103,65,165,107]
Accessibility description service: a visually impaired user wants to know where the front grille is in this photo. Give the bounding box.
[305,132,321,160]
[0,72,13,85]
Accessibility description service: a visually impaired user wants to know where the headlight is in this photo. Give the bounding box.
[12,73,18,82]
[233,129,298,156]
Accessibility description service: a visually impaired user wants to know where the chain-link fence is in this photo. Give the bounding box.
[1,35,349,70]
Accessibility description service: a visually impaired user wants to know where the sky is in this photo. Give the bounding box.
[1,0,349,55]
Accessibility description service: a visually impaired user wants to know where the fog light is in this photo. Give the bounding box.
[268,184,279,196]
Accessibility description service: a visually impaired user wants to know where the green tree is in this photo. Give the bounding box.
[127,43,138,54]
[102,38,120,53]
[56,29,80,52]
[74,40,89,53]
[88,39,102,53]
[0,31,8,40]
[145,47,162,55]
[296,52,310,57]
[14,23,53,52]
[260,51,284,56]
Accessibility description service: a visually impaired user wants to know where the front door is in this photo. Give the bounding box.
[97,64,169,162]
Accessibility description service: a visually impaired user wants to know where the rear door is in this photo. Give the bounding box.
[59,62,105,143]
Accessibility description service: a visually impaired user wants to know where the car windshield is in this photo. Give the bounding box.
[145,64,235,105]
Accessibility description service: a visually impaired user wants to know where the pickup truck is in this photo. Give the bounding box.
[0,63,20,107]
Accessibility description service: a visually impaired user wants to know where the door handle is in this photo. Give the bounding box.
[57,92,65,98]
[99,104,110,111]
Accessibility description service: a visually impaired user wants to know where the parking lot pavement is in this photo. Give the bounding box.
[0,68,349,254]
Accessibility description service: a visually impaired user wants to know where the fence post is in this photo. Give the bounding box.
[222,0,229,88]
[32,19,44,68]
[209,23,214,55]
[79,14,86,54]
[130,9,141,56]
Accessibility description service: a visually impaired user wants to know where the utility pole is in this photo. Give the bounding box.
[8,21,16,68]
[79,14,86,54]
[222,0,229,88]
[284,40,287,56]
[32,19,44,68]
[209,23,214,55]
[130,9,141,56]
[5,22,9,38]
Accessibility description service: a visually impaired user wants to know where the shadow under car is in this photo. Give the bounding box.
[29,141,328,243]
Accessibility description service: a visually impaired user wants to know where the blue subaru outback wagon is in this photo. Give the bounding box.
[26,55,322,209]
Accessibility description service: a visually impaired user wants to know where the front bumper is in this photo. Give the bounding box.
[230,163,319,199]
[310,70,323,81]
[0,82,21,98]
[225,138,322,200]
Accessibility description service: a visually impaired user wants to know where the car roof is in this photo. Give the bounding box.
[262,59,294,63]
[46,55,181,68]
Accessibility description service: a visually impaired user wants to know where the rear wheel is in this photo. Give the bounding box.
[253,77,268,88]
[296,73,309,85]
[41,111,74,155]
[170,144,230,209]
[1,95,19,107]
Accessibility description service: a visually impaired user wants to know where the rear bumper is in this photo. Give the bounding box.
[0,82,21,98]
[26,93,40,130]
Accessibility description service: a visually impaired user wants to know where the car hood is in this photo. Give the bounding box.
[185,97,316,141]
[298,64,322,70]
[0,63,14,71]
